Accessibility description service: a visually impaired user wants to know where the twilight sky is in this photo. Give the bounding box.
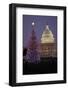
[23,15,57,47]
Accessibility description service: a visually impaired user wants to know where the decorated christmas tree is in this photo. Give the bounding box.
[26,22,40,63]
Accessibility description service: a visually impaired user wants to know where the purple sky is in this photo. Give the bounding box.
[23,15,57,47]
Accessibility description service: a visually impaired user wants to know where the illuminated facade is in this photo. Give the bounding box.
[40,25,57,57]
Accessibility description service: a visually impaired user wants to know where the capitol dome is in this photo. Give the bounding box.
[41,25,54,43]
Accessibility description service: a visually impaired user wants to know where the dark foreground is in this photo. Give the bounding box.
[23,57,57,75]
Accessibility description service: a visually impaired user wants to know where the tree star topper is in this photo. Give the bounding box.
[32,22,35,26]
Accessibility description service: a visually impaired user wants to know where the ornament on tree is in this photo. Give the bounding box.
[26,22,40,63]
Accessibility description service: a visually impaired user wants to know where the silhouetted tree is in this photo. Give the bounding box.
[23,48,27,56]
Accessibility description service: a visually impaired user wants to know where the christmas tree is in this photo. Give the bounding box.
[26,22,40,63]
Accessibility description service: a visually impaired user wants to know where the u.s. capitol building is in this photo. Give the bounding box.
[40,25,57,58]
